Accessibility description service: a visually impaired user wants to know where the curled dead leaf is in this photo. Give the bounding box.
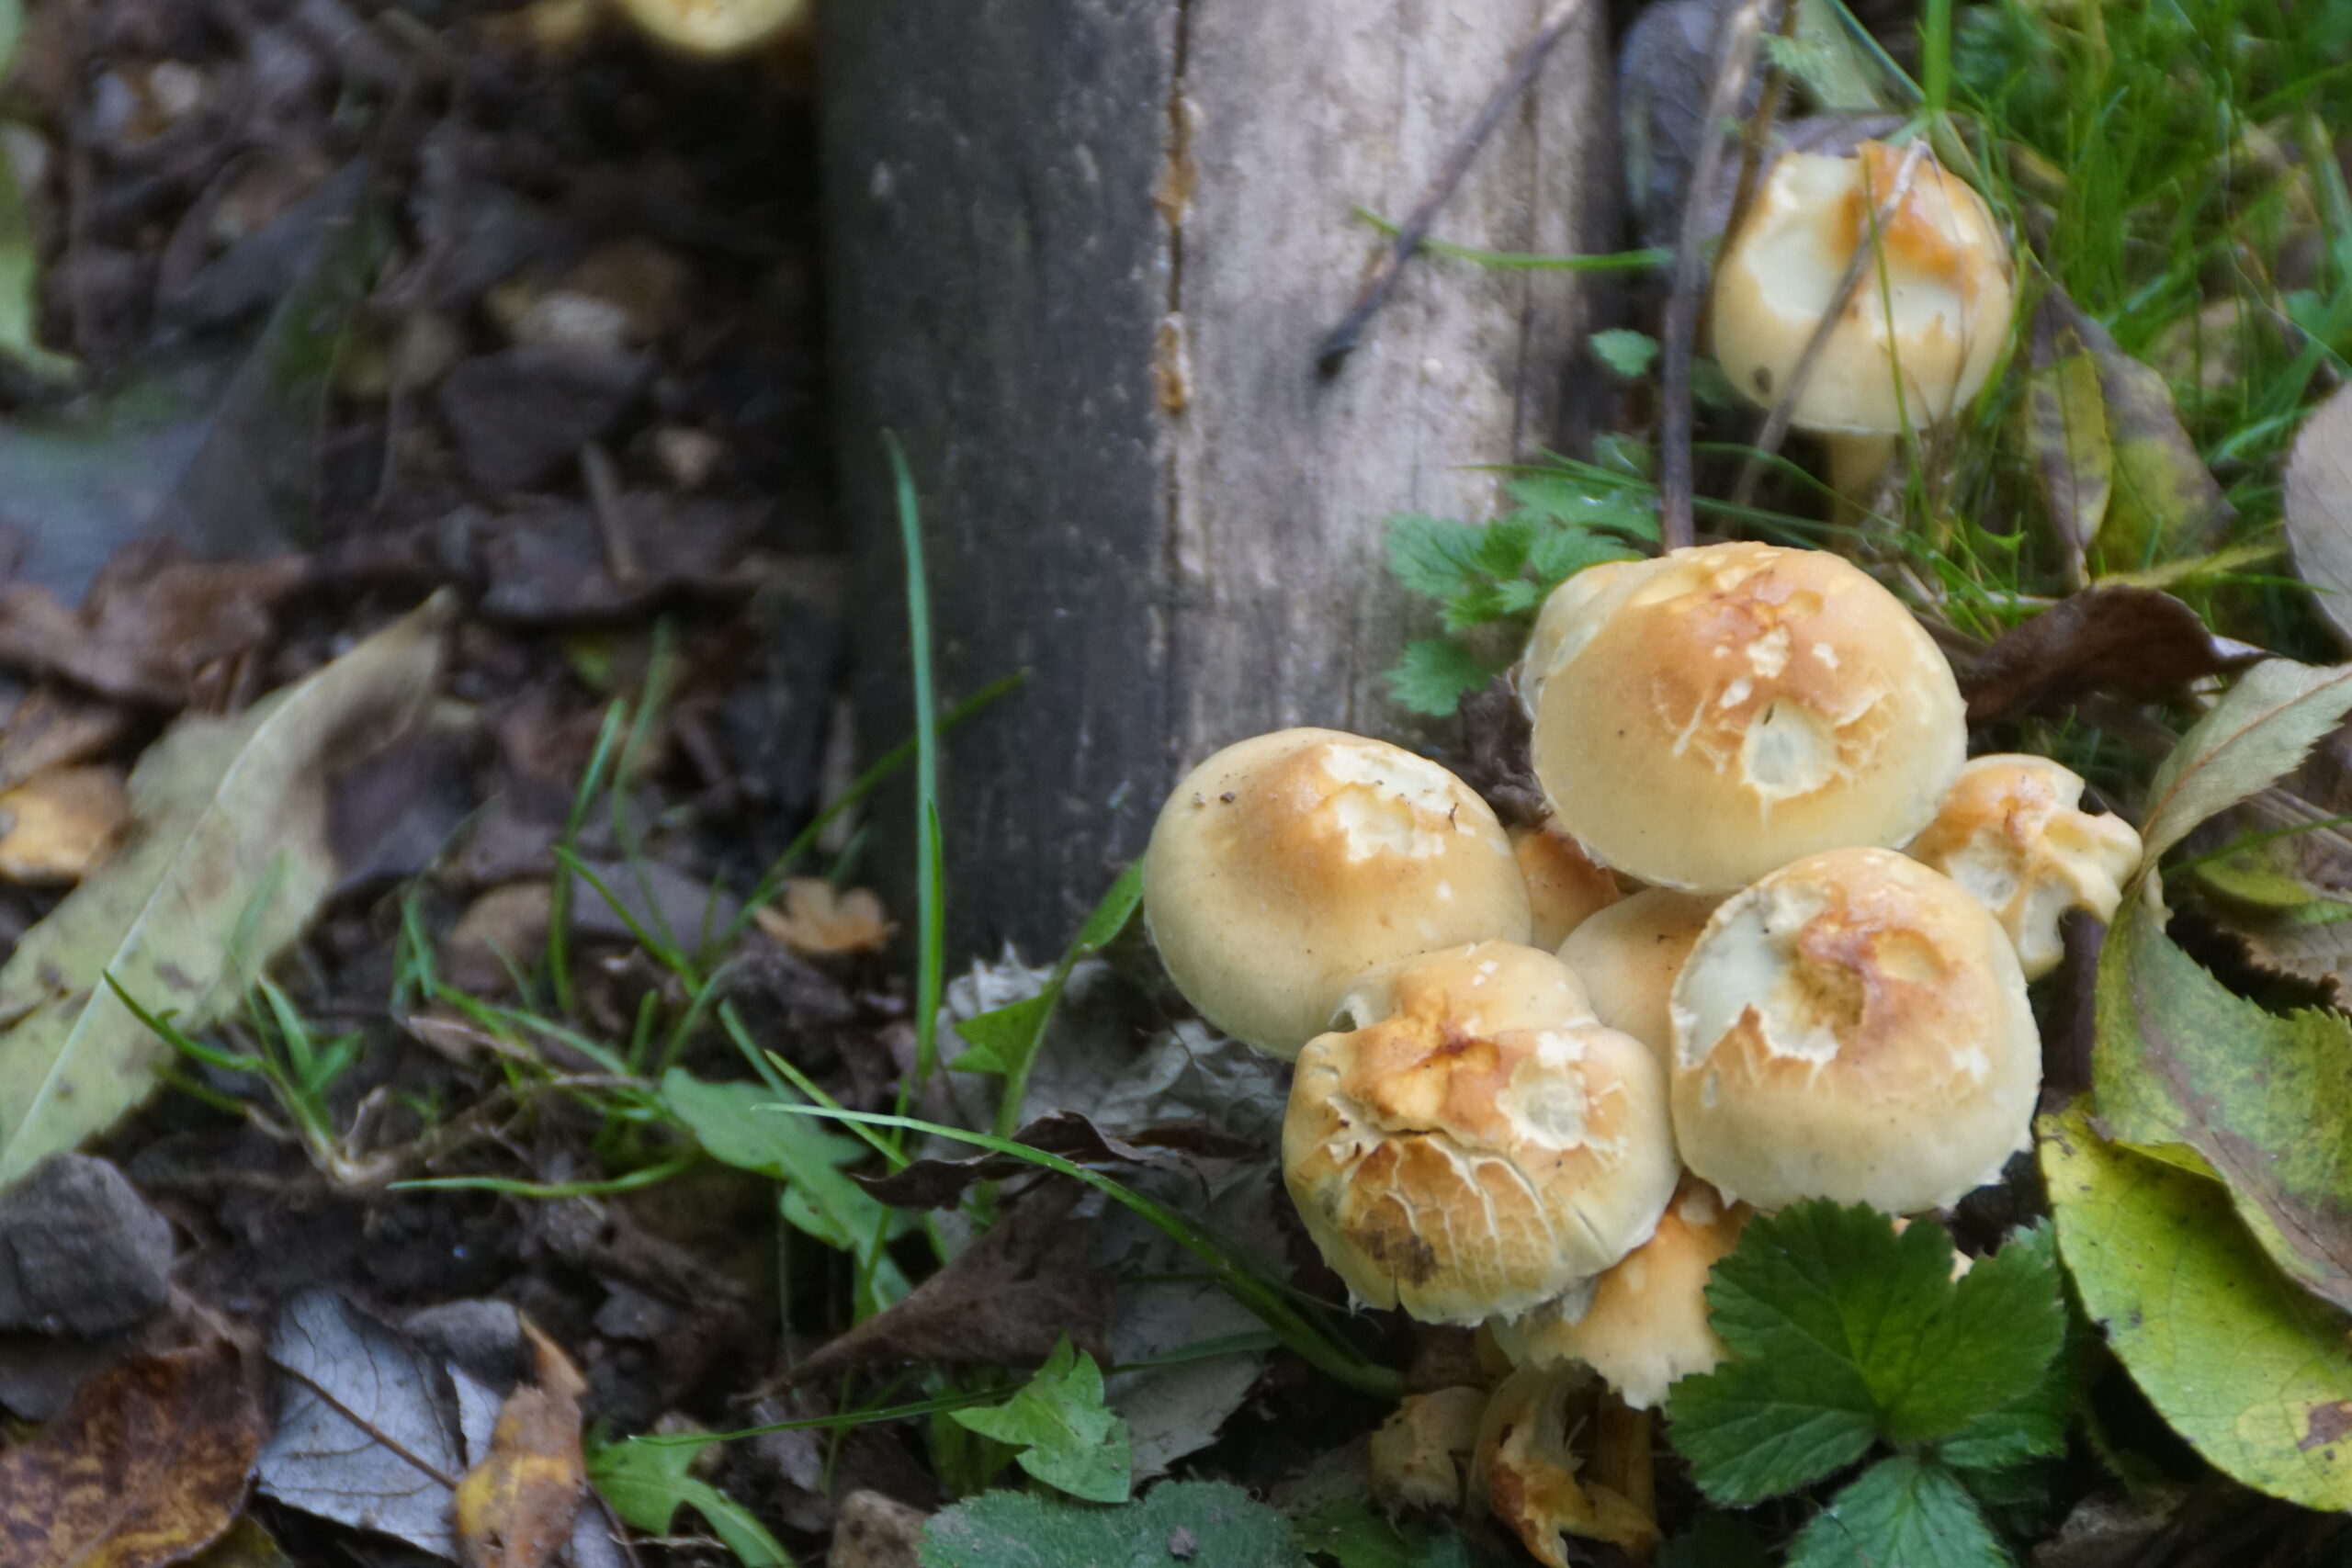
[1959,586,2263,726]
[1470,1367,1659,1567]
[453,1321,588,1568]
[0,1334,264,1568]
[0,765,130,884]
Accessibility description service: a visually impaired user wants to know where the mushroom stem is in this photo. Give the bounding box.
[1826,431,1898,514]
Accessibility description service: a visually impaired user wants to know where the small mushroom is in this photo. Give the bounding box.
[1142,728,1532,1057]
[1490,1176,1751,1412]
[1711,141,2016,501]
[1524,542,1967,892]
[1283,942,1679,1324]
[1511,824,1623,950]
[1471,1366,1661,1565]
[615,0,808,57]
[1555,888,1724,1065]
[1669,847,2040,1213]
[1904,753,2143,979]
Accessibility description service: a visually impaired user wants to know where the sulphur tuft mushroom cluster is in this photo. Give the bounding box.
[1134,141,2085,1558]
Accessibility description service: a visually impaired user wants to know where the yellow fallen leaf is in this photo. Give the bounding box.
[453,1320,588,1568]
[0,765,130,885]
[755,877,894,956]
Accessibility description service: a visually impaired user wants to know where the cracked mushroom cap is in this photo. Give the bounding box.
[1711,141,2016,435]
[1489,1177,1751,1410]
[1143,729,1531,1057]
[1556,889,1724,1066]
[1527,542,1967,892]
[1669,847,2039,1213]
[1512,826,1623,951]
[1283,942,1680,1325]
[1904,754,2143,979]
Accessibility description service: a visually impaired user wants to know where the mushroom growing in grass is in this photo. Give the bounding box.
[1711,140,2017,503]
[1283,942,1679,1325]
[1524,541,1967,892]
[1142,728,1531,1058]
[1669,847,2040,1213]
[1489,1175,1750,1412]
[1905,753,2143,979]
[1556,888,1724,1065]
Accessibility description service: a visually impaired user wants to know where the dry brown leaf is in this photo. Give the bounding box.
[1958,585,2261,726]
[0,689,128,795]
[1368,1387,1487,1512]
[0,766,130,885]
[2287,381,2352,646]
[452,1320,588,1568]
[1471,1367,1659,1567]
[0,546,305,709]
[0,1334,264,1568]
[755,878,894,957]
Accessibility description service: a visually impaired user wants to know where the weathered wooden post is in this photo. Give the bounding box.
[822,0,1616,959]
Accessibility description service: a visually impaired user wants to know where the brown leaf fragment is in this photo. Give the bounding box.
[0,1335,264,1568]
[0,689,128,794]
[1960,586,2263,725]
[0,766,130,884]
[1471,1367,1659,1568]
[0,546,305,709]
[753,878,894,957]
[855,1111,1251,1210]
[2287,382,2352,646]
[453,1321,588,1568]
[794,1182,1108,1383]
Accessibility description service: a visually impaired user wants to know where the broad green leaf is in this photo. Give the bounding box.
[1385,639,1502,717]
[589,1438,792,1566]
[0,595,451,1183]
[660,1069,886,1250]
[2095,896,2352,1311]
[1785,1456,2005,1568]
[2064,303,2233,575]
[2023,301,2110,575]
[1589,328,1659,378]
[2135,659,2352,870]
[1667,1204,2064,1504]
[947,993,1056,1077]
[920,1482,1298,1568]
[1385,516,1487,603]
[948,1335,1131,1502]
[2041,1104,2352,1508]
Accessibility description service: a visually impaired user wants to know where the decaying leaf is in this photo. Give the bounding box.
[0,1334,264,1568]
[2135,657,2352,871]
[0,594,451,1183]
[1369,1387,1487,1512]
[1958,586,2260,726]
[2286,382,2352,646]
[1472,1366,1659,1566]
[453,1322,588,1568]
[2041,1106,2352,1510]
[2094,897,2352,1312]
[0,547,308,709]
[0,766,130,884]
[753,877,893,956]
[0,688,127,795]
[2024,296,2114,581]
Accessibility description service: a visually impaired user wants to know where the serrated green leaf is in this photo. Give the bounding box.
[1438,581,1517,635]
[1472,514,1541,578]
[590,1437,794,1566]
[1785,1457,2005,1568]
[2041,1104,2352,1510]
[1,594,451,1182]
[1386,515,1489,602]
[1667,1204,2064,1504]
[920,1481,1299,1568]
[1509,475,1660,543]
[2137,658,2352,870]
[2095,894,2352,1312]
[1590,328,1660,378]
[1524,527,1644,586]
[948,1335,1132,1503]
[1385,640,1502,717]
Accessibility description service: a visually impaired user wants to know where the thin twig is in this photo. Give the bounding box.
[1658,0,1772,549]
[1317,0,1597,374]
[1727,139,1929,508]
[1724,0,1802,244]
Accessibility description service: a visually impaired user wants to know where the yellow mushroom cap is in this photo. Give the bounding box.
[1489,1177,1751,1410]
[1511,826,1623,951]
[1283,942,1679,1325]
[614,0,808,56]
[1711,141,2016,436]
[1669,847,2040,1213]
[1527,543,1966,892]
[1556,888,1724,1066]
[1142,729,1531,1057]
[1904,753,2143,979]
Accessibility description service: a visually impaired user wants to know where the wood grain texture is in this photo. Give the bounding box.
[824,0,1614,959]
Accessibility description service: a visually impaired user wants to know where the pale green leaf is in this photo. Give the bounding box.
[2096,896,2352,1311]
[1589,328,1659,378]
[1784,1456,2005,1568]
[2041,1104,2352,1509]
[2135,658,2352,870]
[947,993,1055,1076]
[0,157,72,382]
[660,1069,887,1251]
[919,1482,1298,1568]
[0,594,452,1183]
[589,1438,793,1566]
[948,1335,1132,1503]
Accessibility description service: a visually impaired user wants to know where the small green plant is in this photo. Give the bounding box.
[1383,442,1661,716]
[947,1333,1132,1502]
